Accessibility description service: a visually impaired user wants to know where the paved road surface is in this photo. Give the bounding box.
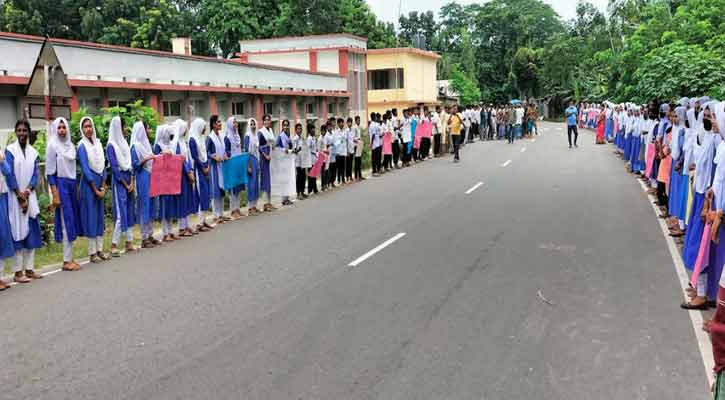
[0,122,710,399]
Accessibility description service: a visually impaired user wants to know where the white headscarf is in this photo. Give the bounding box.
[189,118,207,163]
[244,118,259,158]
[259,122,275,145]
[174,119,191,161]
[130,121,153,172]
[78,116,105,175]
[225,117,242,157]
[154,124,174,153]
[107,116,132,171]
[47,117,75,162]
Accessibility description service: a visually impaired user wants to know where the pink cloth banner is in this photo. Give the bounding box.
[691,222,713,288]
[419,120,433,138]
[308,152,327,179]
[149,154,185,197]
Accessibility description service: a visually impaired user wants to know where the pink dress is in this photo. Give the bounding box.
[383,131,393,155]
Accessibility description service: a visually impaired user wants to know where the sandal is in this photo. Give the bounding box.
[125,243,138,253]
[152,238,163,246]
[0,280,9,291]
[13,272,30,283]
[25,270,43,280]
[681,300,709,310]
[62,262,81,271]
[180,231,193,237]
[97,252,111,261]
[90,254,102,264]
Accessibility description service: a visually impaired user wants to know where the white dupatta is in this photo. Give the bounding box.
[208,127,225,189]
[78,117,105,175]
[130,121,153,172]
[108,116,132,171]
[7,140,39,241]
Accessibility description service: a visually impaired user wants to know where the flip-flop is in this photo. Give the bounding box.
[680,301,709,310]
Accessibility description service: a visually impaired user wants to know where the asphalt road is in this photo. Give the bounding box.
[0,122,710,400]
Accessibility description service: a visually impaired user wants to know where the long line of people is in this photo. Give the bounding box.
[0,105,480,290]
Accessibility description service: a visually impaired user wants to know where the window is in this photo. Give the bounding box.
[328,102,335,115]
[306,103,315,115]
[163,101,181,116]
[264,102,275,116]
[232,101,245,116]
[367,68,404,90]
[108,100,131,108]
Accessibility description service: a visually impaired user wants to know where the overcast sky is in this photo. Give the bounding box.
[367,0,609,25]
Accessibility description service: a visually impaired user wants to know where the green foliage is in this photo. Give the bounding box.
[71,100,159,145]
[450,65,481,105]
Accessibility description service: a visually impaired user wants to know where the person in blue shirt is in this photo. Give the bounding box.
[565,101,579,148]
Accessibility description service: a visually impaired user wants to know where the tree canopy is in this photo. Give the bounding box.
[1,0,722,105]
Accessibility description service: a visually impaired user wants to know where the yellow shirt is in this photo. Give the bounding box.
[449,113,462,136]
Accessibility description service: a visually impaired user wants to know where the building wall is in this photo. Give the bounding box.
[239,34,367,53]
[248,52,309,71]
[367,52,438,110]
[317,50,339,74]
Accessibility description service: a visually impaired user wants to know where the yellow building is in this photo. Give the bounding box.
[366,48,440,115]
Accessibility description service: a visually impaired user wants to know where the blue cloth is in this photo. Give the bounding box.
[605,118,613,140]
[668,164,680,218]
[107,145,137,232]
[224,137,244,195]
[258,132,271,194]
[0,193,15,258]
[78,144,106,238]
[189,138,210,212]
[177,143,198,219]
[222,153,249,191]
[565,106,578,126]
[624,134,633,161]
[50,177,81,243]
[683,192,706,269]
[131,145,154,225]
[152,144,179,220]
[708,227,725,299]
[243,135,259,203]
[629,137,642,172]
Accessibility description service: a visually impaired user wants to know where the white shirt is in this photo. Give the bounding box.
[515,108,524,125]
[353,125,364,157]
[401,118,412,143]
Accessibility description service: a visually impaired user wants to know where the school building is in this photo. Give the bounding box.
[366,48,440,115]
[0,32,364,137]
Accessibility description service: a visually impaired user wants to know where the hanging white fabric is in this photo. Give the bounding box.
[6,141,40,242]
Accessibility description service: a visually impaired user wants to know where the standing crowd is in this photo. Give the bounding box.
[0,101,526,289]
[574,96,725,392]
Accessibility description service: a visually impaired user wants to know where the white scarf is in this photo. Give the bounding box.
[108,116,132,171]
[155,125,174,153]
[78,117,105,175]
[130,121,153,172]
[174,119,191,162]
[244,118,259,159]
[260,126,275,147]
[225,117,242,157]
[7,140,39,241]
[189,118,208,163]
[46,117,76,179]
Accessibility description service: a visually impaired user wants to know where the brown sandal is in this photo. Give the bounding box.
[25,270,43,280]
[14,272,30,283]
[62,262,81,271]
[90,254,102,264]
[0,280,10,291]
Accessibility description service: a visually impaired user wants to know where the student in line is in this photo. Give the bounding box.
[353,116,364,180]
[243,118,261,215]
[78,117,110,263]
[345,117,355,182]
[46,117,81,271]
[0,139,15,289]
[306,123,319,194]
[324,121,336,189]
[107,116,137,257]
[319,124,329,190]
[369,112,382,176]
[130,120,158,248]
[276,119,294,206]
[448,105,463,162]
[293,122,308,200]
[223,117,244,220]
[334,118,347,185]
[6,119,44,282]
[258,114,276,211]
[382,113,393,171]
[153,124,180,241]
[176,119,199,235]
[207,115,228,224]
[391,109,401,168]
[189,118,214,232]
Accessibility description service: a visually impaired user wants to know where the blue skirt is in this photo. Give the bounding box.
[13,217,42,251]
[605,118,613,139]
[247,155,259,202]
[683,192,706,269]
[178,173,198,218]
[668,167,680,217]
[624,135,633,161]
[112,179,137,232]
[53,177,81,243]
[196,171,210,212]
[0,193,16,259]
[136,169,154,225]
[629,137,640,171]
[155,194,178,221]
[79,178,105,238]
[676,171,689,220]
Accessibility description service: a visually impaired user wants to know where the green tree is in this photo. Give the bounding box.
[449,64,480,105]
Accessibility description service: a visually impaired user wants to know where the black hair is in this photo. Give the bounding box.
[370,112,376,121]
[295,122,302,129]
[262,114,272,122]
[15,119,30,132]
[210,115,220,128]
[307,124,316,134]
[354,115,360,121]
[337,118,344,124]
[346,117,353,123]
[282,119,290,126]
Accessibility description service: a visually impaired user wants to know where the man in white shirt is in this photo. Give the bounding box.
[401,109,413,166]
[353,116,365,180]
[391,108,401,168]
[369,112,383,176]
[345,117,355,182]
[432,106,442,157]
[513,105,524,142]
[333,118,348,184]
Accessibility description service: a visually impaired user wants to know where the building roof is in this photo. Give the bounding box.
[239,33,367,53]
[367,48,441,60]
[0,31,348,95]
